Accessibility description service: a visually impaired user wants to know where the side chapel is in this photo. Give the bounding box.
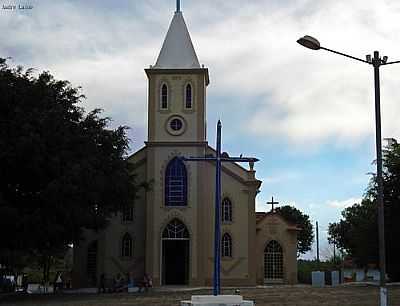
[73,2,299,288]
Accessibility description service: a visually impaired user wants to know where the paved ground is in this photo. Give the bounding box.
[1,285,400,306]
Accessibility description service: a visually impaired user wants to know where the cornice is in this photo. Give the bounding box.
[145,68,210,86]
[145,141,208,147]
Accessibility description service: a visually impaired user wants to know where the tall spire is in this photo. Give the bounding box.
[154,1,200,69]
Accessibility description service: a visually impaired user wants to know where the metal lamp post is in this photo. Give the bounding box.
[297,35,400,306]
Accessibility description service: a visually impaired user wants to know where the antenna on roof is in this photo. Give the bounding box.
[176,0,181,12]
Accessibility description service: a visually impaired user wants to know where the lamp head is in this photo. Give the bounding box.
[382,56,388,64]
[297,35,321,50]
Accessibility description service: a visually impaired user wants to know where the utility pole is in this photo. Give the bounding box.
[297,35,399,306]
[316,221,320,263]
[333,242,336,262]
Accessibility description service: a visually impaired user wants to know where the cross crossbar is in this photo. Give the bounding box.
[181,120,259,295]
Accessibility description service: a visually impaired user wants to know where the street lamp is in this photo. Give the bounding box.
[297,35,400,306]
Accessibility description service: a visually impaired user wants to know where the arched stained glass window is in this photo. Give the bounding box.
[165,157,187,206]
[264,240,283,280]
[185,84,192,108]
[162,218,189,239]
[121,233,133,257]
[222,198,232,222]
[161,84,168,109]
[221,233,232,257]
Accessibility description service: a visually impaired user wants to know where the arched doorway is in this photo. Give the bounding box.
[264,240,283,283]
[161,219,190,285]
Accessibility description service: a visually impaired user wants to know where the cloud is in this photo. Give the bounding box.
[262,171,301,184]
[0,0,161,149]
[193,0,400,147]
[2,0,388,262]
[2,0,400,151]
[327,197,361,208]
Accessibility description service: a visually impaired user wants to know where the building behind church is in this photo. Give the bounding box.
[73,3,299,288]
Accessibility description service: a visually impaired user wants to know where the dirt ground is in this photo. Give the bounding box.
[1,285,400,306]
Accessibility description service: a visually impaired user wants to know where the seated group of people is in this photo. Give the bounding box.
[99,273,152,293]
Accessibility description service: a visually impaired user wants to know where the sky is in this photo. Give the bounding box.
[2,0,400,259]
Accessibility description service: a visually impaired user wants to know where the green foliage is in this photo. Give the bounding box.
[297,259,338,284]
[275,205,314,255]
[328,199,378,268]
[326,249,345,267]
[328,142,400,281]
[381,142,400,281]
[0,59,140,280]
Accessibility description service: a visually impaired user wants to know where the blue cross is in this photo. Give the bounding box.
[181,120,259,295]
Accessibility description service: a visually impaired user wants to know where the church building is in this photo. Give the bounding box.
[73,2,299,288]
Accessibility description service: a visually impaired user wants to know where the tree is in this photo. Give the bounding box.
[328,199,379,270]
[329,141,400,281]
[0,59,140,282]
[275,205,314,256]
[382,143,400,281]
[377,141,400,281]
[327,141,400,281]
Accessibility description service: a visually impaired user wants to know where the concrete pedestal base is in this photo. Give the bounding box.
[181,295,254,306]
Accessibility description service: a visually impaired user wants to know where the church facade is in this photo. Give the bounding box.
[73,4,299,288]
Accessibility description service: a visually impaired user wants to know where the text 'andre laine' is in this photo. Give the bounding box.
[2,4,33,10]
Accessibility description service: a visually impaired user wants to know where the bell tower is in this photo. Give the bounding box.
[143,1,210,286]
[145,1,209,143]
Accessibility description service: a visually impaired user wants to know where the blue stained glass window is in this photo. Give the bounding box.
[165,157,187,206]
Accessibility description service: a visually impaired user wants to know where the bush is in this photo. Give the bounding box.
[298,260,340,284]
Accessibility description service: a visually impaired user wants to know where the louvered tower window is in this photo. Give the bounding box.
[185,84,192,108]
[161,84,168,109]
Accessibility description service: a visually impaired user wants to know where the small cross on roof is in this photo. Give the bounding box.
[267,196,279,212]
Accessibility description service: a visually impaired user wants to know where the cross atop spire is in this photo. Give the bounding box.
[176,0,181,12]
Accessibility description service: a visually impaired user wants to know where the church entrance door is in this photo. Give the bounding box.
[161,219,190,285]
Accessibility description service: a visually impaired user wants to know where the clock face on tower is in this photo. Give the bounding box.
[166,115,186,136]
